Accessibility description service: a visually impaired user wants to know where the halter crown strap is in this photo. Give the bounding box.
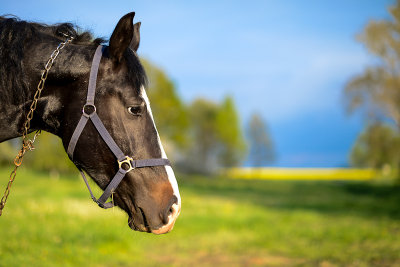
[67,45,103,158]
[86,45,102,105]
[67,45,171,209]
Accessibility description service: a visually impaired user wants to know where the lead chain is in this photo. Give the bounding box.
[0,35,74,216]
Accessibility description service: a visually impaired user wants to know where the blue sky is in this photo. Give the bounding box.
[1,1,395,167]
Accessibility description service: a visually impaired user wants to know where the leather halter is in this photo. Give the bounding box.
[67,45,170,209]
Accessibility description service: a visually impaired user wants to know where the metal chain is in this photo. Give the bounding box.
[0,35,74,216]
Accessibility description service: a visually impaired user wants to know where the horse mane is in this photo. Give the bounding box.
[0,15,106,46]
[0,15,148,105]
[0,15,107,104]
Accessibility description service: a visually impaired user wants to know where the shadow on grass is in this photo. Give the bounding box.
[179,174,400,220]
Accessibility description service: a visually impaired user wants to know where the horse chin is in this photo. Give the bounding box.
[128,216,150,233]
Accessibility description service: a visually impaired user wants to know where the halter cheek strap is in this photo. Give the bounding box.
[67,45,170,209]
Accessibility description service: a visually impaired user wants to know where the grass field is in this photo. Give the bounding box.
[0,168,399,267]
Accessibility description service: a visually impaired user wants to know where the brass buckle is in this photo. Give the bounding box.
[118,156,135,172]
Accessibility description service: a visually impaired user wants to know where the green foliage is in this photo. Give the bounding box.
[1,168,399,266]
[186,98,220,172]
[344,0,400,123]
[184,97,246,172]
[0,132,76,174]
[0,140,15,166]
[216,96,247,167]
[350,123,400,178]
[247,113,275,166]
[22,132,77,174]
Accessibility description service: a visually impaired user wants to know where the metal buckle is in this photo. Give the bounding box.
[118,156,135,172]
[82,103,96,117]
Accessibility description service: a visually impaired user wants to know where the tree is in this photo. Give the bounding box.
[247,113,275,167]
[183,97,246,173]
[185,98,220,172]
[344,1,400,124]
[216,96,246,167]
[350,123,400,178]
[343,1,400,179]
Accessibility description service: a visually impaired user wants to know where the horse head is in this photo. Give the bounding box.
[58,13,181,234]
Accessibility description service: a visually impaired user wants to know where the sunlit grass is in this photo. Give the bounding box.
[0,168,399,266]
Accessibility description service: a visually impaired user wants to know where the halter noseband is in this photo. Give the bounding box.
[67,45,170,209]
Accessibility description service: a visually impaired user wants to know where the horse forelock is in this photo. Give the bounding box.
[124,48,148,95]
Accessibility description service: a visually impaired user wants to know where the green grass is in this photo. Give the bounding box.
[0,168,399,266]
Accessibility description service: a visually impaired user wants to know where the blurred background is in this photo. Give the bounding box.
[1,1,400,266]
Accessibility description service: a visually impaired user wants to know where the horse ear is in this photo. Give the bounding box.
[129,22,141,52]
[109,12,135,63]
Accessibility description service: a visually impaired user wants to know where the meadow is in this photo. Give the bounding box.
[0,167,399,267]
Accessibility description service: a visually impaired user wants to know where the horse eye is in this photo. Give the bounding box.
[127,106,142,116]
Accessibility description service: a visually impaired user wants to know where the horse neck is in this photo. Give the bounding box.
[0,40,93,142]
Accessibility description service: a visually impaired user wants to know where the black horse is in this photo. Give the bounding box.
[0,12,181,234]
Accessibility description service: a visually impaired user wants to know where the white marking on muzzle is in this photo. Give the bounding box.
[140,86,181,205]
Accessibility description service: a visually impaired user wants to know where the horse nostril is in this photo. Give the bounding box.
[152,200,181,234]
[161,196,179,225]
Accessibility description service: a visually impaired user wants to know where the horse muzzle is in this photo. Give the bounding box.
[128,200,181,234]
